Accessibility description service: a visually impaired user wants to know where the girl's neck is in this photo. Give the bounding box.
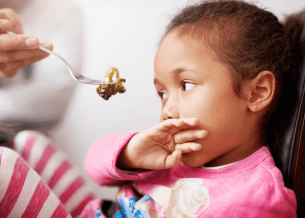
[205,127,266,168]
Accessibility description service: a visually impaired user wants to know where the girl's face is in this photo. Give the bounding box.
[154,31,260,167]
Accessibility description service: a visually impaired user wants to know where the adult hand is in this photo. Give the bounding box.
[0,8,53,78]
[117,118,208,170]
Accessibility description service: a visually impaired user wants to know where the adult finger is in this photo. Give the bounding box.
[0,19,13,33]
[0,42,53,62]
[0,55,50,77]
[0,33,40,50]
[175,142,203,153]
[40,42,54,51]
[0,67,19,78]
[174,130,208,144]
[0,8,23,34]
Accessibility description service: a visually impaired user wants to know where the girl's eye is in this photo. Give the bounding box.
[182,82,194,91]
[158,92,167,100]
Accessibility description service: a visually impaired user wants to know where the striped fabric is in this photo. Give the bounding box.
[0,147,71,217]
[0,130,98,217]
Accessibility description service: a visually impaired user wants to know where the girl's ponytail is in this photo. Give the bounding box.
[284,10,305,51]
[266,10,305,165]
[283,10,304,81]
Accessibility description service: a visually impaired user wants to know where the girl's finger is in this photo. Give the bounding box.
[174,130,208,144]
[157,119,184,132]
[179,118,199,127]
[164,150,182,169]
[175,142,203,153]
[158,118,199,132]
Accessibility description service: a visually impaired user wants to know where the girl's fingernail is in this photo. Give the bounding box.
[25,37,37,48]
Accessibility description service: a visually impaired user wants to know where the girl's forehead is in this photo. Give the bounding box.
[158,31,195,49]
[154,31,232,82]
[154,31,218,70]
[157,30,217,56]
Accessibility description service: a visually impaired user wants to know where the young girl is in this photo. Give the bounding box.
[84,0,303,217]
[0,0,302,217]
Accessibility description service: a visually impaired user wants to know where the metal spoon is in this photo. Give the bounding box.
[8,31,116,85]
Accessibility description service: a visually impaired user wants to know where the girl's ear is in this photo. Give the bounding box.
[242,71,276,112]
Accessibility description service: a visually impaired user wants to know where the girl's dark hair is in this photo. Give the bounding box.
[164,0,305,166]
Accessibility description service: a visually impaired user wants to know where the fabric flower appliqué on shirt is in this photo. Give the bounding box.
[163,178,209,218]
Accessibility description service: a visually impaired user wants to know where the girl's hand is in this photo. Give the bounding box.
[117,118,207,170]
[0,8,53,78]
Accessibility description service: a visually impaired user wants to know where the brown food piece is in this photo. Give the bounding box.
[96,78,126,100]
[96,66,126,100]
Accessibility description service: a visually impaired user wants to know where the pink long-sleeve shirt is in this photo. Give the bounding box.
[84,132,297,218]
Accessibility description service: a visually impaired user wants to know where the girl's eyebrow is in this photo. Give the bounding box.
[154,68,182,85]
[171,68,187,75]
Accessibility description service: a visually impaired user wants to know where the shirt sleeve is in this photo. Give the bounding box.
[246,183,296,218]
[84,132,156,186]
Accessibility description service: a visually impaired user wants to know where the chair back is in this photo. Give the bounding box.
[273,24,305,216]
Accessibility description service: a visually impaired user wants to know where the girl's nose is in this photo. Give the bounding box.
[160,96,179,121]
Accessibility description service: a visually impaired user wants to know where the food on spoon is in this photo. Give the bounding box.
[96,66,126,100]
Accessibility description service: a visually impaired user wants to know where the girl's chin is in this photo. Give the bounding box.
[182,153,190,157]
[181,152,203,168]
